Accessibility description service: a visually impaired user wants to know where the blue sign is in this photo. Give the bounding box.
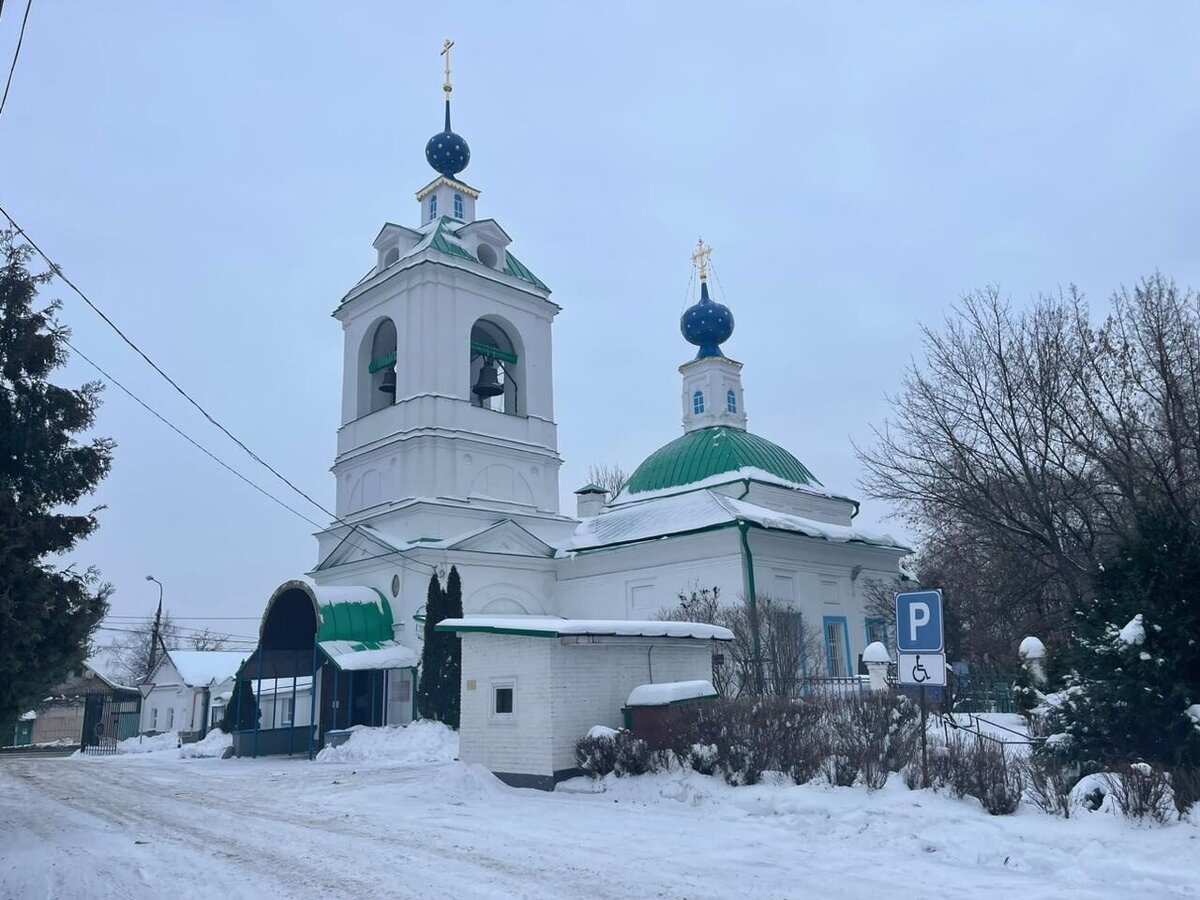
[895,590,944,653]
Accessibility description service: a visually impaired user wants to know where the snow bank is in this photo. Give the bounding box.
[1118,614,1145,645]
[117,732,180,754]
[315,721,458,766]
[587,725,620,741]
[180,729,232,759]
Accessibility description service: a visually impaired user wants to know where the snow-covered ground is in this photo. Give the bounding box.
[2,723,1197,899]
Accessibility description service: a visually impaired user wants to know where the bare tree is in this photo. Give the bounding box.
[658,584,821,697]
[106,613,180,685]
[106,616,232,683]
[858,277,1200,660]
[586,463,629,499]
[185,628,232,652]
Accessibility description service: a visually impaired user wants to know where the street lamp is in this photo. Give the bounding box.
[144,575,165,678]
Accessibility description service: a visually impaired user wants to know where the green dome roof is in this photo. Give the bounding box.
[624,426,820,496]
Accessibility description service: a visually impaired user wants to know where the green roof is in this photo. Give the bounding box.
[316,590,394,643]
[429,218,548,292]
[624,426,820,496]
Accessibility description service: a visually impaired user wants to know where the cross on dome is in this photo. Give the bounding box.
[426,39,470,179]
[680,241,734,358]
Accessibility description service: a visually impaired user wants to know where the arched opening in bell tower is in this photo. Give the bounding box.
[469,316,524,416]
[359,318,398,416]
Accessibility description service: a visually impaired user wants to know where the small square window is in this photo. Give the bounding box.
[494,686,514,715]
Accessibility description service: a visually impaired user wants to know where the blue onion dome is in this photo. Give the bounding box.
[680,281,734,358]
[425,100,470,178]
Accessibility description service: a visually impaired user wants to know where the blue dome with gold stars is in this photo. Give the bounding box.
[426,101,470,178]
[680,281,734,358]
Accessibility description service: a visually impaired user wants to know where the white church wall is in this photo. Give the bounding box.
[747,530,905,676]
[549,640,713,774]
[554,529,745,620]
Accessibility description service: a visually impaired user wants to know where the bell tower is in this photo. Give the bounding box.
[325,41,568,550]
[678,240,747,433]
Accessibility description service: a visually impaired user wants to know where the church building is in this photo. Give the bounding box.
[238,45,908,756]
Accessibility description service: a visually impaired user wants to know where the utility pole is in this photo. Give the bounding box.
[145,575,164,681]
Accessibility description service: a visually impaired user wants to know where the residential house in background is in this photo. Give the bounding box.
[140,649,246,739]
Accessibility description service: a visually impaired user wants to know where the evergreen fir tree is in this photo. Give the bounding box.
[1043,513,1200,772]
[441,566,463,729]
[220,679,259,733]
[0,231,113,730]
[416,572,446,721]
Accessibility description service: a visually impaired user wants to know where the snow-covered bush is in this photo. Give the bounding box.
[653,693,918,790]
[923,734,1020,815]
[574,729,661,779]
[1105,763,1174,824]
[1021,755,1076,818]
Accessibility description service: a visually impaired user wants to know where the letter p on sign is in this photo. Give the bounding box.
[895,590,944,653]
[908,602,930,643]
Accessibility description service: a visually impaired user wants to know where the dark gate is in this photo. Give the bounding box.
[79,691,139,754]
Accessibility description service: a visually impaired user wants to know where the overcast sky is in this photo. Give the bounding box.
[3,3,1198,640]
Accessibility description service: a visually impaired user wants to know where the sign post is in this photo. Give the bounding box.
[895,590,945,788]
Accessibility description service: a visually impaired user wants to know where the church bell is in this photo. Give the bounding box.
[378,368,396,394]
[471,358,504,398]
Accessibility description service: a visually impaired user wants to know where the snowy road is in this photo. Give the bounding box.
[2,752,1198,899]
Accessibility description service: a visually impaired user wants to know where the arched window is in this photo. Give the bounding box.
[453,193,464,220]
[692,390,705,415]
[469,318,523,416]
[363,319,397,415]
[429,195,438,221]
[727,390,737,413]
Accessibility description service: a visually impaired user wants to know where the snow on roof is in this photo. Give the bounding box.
[19,709,36,721]
[167,650,248,687]
[863,641,891,664]
[1019,636,1046,660]
[627,680,718,707]
[611,466,857,507]
[557,489,909,554]
[437,616,734,642]
[318,640,419,671]
[85,649,137,692]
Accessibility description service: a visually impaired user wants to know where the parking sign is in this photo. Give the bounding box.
[895,590,944,653]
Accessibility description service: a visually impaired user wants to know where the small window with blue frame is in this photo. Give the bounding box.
[726,390,737,413]
[693,390,705,414]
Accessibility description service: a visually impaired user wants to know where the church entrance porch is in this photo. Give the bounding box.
[233,580,417,758]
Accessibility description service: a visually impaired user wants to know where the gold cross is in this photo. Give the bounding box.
[691,238,712,282]
[441,39,455,95]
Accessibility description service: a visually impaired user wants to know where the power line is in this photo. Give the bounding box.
[0,0,31,121]
[0,203,435,576]
[63,338,325,529]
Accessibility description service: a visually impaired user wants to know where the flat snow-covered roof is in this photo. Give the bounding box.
[437,616,733,641]
[627,680,719,706]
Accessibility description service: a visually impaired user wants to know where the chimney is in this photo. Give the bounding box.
[574,483,608,518]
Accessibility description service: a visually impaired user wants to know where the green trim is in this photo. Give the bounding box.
[626,426,821,495]
[368,350,397,374]
[738,521,765,694]
[503,250,549,291]
[470,340,518,365]
[436,624,559,638]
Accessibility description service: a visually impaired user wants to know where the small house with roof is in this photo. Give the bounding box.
[140,648,248,738]
[238,50,909,757]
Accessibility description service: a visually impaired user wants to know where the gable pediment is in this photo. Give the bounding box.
[447,520,555,557]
